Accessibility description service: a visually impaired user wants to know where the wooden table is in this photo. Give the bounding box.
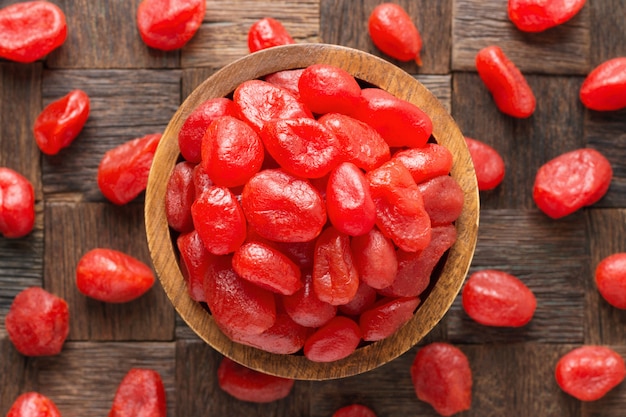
[1,1,625,416]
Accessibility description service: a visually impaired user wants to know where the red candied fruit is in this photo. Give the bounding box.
[464,137,505,191]
[247,17,295,53]
[333,404,378,417]
[304,316,362,362]
[595,253,626,309]
[298,64,362,115]
[360,296,420,341]
[201,115,264,187]
[533,148,612,219]
[7,392,62,417]
[76,248,155,303]
[136,0,205,51]
[177,230,214,302]
[462,269,536,327]
[165,161,195,233]
[0,167,35,239]
[5,287,69,356]
[178,97,239,164]
[393,143,453,184]
[264,69,305,97]
[192,163,213,195]
[579,57,626,111]
[241,169,326,242]
[338,281,377,316]
[508,0,587,33]
[411,342,472,416]
[368,3,423,65]
[109,368,166,417]
[218,357,295,402]
[351,227,398,290]
[417,175,464,226]
[555,345,626,401]
[97,133,161,205]
[283,270,337,328]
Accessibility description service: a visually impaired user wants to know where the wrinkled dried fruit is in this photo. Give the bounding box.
[417,175,464,226]
[595,253,626,309]
[0,167,35,238]
[464,137,505,191]
[393,143,453,184]
[137,0,205,51]
[247,17,295,53]
[333,404,377,417]
[165,161,196,233]
[351,227,398,290]
[360,296,420,341]
[508,0,587,33]
[304,316,362,362]
[579,57,626,111]
[177,230,214,302]
[368,3,423,65]
[109,368,166,417]
[7,392,62,417]
[298,64,362,115]
[283,270,337,328]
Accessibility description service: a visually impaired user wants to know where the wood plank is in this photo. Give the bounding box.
[320,0,452,75]
[416,75,451,114]
[44,201,175,341]
[182,67,219,101]
[452,0,590,74]
[0,335,37,416]
[446,209,588,344]
[175,339,311,416]
[182,0,321,69]
[46,0,179,69]
[588,0,626,66]
[452,72,586,210]
[34,341,176,417]
[39,69,181,201]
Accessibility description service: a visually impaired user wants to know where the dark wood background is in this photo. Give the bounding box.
[1,0,625,416]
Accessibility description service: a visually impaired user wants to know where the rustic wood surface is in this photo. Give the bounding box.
[1,0,625,415]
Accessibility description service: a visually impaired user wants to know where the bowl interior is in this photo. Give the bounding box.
[145,43,479,380]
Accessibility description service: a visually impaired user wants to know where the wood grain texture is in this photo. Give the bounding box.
[39,69,181,201]
[181,0,321,69]
[44,201,175,341]
[0,336,37,416]
[588,0,626,66]
[34,341,176,417]
[320,0,452,75]
[452,0,591,74]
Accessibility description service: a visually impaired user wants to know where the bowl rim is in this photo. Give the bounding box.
[145,43,479,381]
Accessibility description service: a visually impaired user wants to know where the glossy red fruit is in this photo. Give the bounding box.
[508,0,587,33]
[338,281,377,316]
[392,143,453,184]
[247,17,295,53]
[312,227,360,306]
[326,162,376,236]
[304,316,362,362]
[165,161,195,233]
[241,169,326,242]
[464,137,505,191]
[234,80,312,133]
[350,227,398,290]
[201,116,264,187]
[580,57,626,111]
[192,163,213,195]
[7,392,62,417]
[417,175,464,226]
[0,1,67,63]
[360,296,420,341]
[368,3,423,65]
[595,253,626,309]
[232,241,302,295]
[191,186,246,255]
[34,89,90,155]
[76,248,155,303]
[0,167,35,238]
[136,0,205,51]
[298,64,362,115]
[178,97,239,164]
[333,404,377,417]
[555,345,626,401]
[218,357,295,402]
[367,160,431,252]
[264,69,304,97]
[177,230,214,302]
[205,256,276,336]
[5,287,69,356]
[411,343,472,416]
[476,45,536,118]
[533,148,612,219]
[319,113,390,171]
[353,88,433,148]
[108,368,166,417]
[462,269,536,327]
[283,270,337,328]
[97,133,161,205]
[260,117,342,178]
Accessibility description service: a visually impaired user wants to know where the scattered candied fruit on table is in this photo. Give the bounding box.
[333,404,378,417]
[475,45,536,118]
[411,342,472,416]
[218,357,295,403]
[7,392,62,417]
[5,287,69,356]
[0,167,35,239]
[136,0,205,51]
[247,17,295,53]
[464,137,505,191]
[508,0,587,33]
[368,3,423,65]
[76,248,155,303]
[579,57,626,111]
[108,368,167,417]
[462,269,537,327]
[0,1,67,63]
[34,89,90,155]
[555,345,626,401]
[533,148,612,219]
[595,253,626,309]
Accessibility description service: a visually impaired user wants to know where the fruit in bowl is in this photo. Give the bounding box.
[145,43,479,380]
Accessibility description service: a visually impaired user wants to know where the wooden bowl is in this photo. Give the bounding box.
[145,43,479,380]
